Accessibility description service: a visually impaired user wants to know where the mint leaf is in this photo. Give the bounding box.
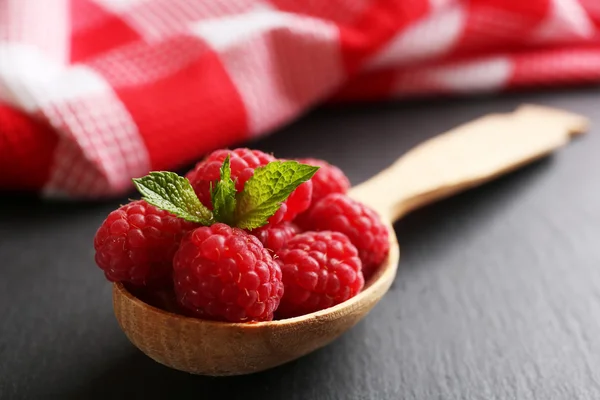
[211,155,237,225]
[235,161,319,229]
[132,172,213,225]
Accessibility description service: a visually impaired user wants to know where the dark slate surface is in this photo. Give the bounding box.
[1,88,600,400]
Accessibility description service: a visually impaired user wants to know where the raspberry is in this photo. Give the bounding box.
[173,223,284,322]
[278,176,312,222]
[94,200,196,287]
[186,148,274,207]
[303,194,389,279]
[275,231,364,318]
[185,148,312,225]
[251,222,299,253]
[297,158,350,203]
[295,158,350,228]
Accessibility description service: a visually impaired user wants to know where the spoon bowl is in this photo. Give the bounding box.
[113,223,399,376]
[113,105,588,375]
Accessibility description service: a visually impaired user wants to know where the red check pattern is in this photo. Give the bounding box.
[1,0,599,198]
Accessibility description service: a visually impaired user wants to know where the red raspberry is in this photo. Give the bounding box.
[185,148,312,225]
[304,194,389,279]
[186,148,274,207]
[94,200,196,287]
[295,158,350,228]
[173,223,284,322]
[278,175,313,222]
[275,231,364,318]
[297,158,350,203]
[251,222,299,253]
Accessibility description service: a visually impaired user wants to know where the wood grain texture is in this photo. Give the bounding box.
[350,104,588,220]
[1,88,599,399]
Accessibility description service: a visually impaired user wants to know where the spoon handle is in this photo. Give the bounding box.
[349,104,589,222]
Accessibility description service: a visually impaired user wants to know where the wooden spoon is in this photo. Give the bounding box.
[113,104,588,376]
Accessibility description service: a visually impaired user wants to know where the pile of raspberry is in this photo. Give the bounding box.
[94,149,389,322]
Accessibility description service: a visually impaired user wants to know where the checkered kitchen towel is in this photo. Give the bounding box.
[1,0,599,198]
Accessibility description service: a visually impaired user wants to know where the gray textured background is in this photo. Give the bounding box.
[1,88,599,399]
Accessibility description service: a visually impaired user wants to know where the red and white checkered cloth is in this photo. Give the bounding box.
[1,0,599,198]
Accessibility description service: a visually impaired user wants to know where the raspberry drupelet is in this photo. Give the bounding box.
[296,158,350,203]
[251,222,299,253]
[94,200,196,287]
[185,148,313,225]
[173,223,284,322]
[295,158,350,229]
[303,194,390,280]
[275,231,364,318]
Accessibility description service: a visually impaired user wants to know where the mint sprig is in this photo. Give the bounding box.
[210,155,237,226]
[133,172,213,225]
[235,161,319,229]
[132,156,318,229]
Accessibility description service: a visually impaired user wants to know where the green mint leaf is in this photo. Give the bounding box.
[211,155,237,225]
[235,161,319,230]
[132,172,213,225]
